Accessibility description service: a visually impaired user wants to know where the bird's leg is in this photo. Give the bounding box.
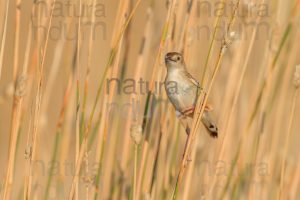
[176,111,193,162]
[176,111,190,135]
[205,103,214,112]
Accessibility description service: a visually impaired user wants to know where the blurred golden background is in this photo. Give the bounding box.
[0,0,300,199]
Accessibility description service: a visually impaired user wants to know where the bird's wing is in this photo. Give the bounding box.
[184,70,207,103]
[184,71,202,89]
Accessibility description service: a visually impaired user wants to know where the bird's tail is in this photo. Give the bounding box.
[201,111,218,138]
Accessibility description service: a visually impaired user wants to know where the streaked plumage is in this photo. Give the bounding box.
[164,52,218,138]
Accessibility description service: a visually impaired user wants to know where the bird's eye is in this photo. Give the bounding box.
[177,56,181,61]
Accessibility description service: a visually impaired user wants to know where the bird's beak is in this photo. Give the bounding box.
[165,53,175,62]
[165,54,171,61]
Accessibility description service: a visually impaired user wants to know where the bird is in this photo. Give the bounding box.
[164,52,218,138]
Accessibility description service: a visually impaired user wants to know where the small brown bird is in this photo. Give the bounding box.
[164,52,218,138]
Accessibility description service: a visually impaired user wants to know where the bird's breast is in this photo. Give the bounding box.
[165,71,197,112]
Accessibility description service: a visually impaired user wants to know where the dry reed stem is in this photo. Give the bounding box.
[172,1,240,199]
[278,85,299,199]
[257,31,300,200]
[90,5,125,196]
[68,1,141,198]
[80,0,98,198]
[120,7,153,171]
[92,0,130,197]
[264,30,300,200]
[290,158,300,199]
[40,33,68,119]
[12,0,21,80]
[0,0,9,81]
[246,1,299,130]
[101,39,124,198]
[180,2,206,199]
[182,136,198,200]
[44,76,74,200]
[135,138,150,198]
[210,0,263,194]
[26,0,57,198]
[148,0,176,91]
[134,1,176,198]
[2,0,22,197]
[219,2,299,199]
[131,8,153,200]
[20,20,33,200]
[80,0,98,140]
[74,0,83,199]
[2,0,53,198]
[133,144,138,200]
[200,0,227,85]
[152,97,171,199]
[91,92,108,199]
[172,44,224,200]
[1,0,300,199]
[242,4,299,199]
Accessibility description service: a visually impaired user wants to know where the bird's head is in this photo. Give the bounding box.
[165,52,184,69]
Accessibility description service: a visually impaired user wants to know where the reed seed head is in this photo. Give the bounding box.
[293,65,300,88]
[130,123,142,145]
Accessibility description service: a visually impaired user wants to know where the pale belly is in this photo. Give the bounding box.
[165,73,198,112]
